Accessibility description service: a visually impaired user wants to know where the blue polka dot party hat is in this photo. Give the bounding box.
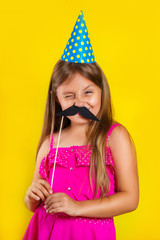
[61,10,95,63]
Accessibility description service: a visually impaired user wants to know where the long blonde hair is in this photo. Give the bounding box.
[36,59,119,198]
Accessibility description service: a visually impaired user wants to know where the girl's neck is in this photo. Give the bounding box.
[53,124,88,148]
[66,123,88,136]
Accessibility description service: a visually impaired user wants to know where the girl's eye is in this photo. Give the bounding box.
[64,91,93,98]
[64,95,73,98]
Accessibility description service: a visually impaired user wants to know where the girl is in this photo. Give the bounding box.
[23,10,139,240]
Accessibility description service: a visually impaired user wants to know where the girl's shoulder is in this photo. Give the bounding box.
[110,121,128,132]
[107,122,131,148]
[38,136,51,156]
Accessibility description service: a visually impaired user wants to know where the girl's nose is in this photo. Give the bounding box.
[74,93,85,107]
[74,101,84,108]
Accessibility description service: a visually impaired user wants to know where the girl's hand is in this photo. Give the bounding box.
[26,179,53,203]
[44,192,80,217]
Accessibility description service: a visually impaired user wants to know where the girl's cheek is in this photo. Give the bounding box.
[59,99,74,108]
[89,97,99,106]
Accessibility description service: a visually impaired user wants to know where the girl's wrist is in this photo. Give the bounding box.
[75,200,83,217]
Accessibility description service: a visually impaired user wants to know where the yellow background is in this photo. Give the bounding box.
[0,0,160,239]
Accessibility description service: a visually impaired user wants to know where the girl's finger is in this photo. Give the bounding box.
[45,193,64,205]
[32,188,46,201]
[38,179,53,194]
[47,202,62,213]
[45,198,60,210]
[50,207,63,214]
[34,183,51,198]
[28,192,41,202]
[46,196,61,207]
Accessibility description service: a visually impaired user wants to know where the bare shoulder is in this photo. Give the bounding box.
[108,124,136,162]
[108,124,132,148]
[37,136,51,160]
[32,135,51,182]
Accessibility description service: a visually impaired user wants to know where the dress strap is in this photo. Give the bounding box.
[105,123,121,146]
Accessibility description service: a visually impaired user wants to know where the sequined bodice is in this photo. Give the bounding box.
[39,142,115,172]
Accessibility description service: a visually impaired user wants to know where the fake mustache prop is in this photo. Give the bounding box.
[56,105,100,122]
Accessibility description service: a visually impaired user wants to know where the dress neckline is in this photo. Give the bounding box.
[51,144,92,150]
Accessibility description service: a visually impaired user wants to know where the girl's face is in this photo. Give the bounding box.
[56,72,102,125]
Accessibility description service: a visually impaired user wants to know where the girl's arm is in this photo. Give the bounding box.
[76,125,139,218]
[24,136,52,212]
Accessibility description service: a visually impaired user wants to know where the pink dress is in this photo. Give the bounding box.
[23,123,121,240]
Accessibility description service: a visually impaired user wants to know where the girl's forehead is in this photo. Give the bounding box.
[58,74,95,89]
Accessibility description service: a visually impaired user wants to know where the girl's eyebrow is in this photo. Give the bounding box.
[62,84,95,95]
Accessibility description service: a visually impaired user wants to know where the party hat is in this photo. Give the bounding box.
[61,10,95,63]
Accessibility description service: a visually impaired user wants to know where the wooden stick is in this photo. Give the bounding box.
[51,116,64,189]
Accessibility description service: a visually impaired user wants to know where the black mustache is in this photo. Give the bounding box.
[56,105,100,122]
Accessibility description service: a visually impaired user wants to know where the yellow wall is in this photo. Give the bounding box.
[0,0,160,239]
